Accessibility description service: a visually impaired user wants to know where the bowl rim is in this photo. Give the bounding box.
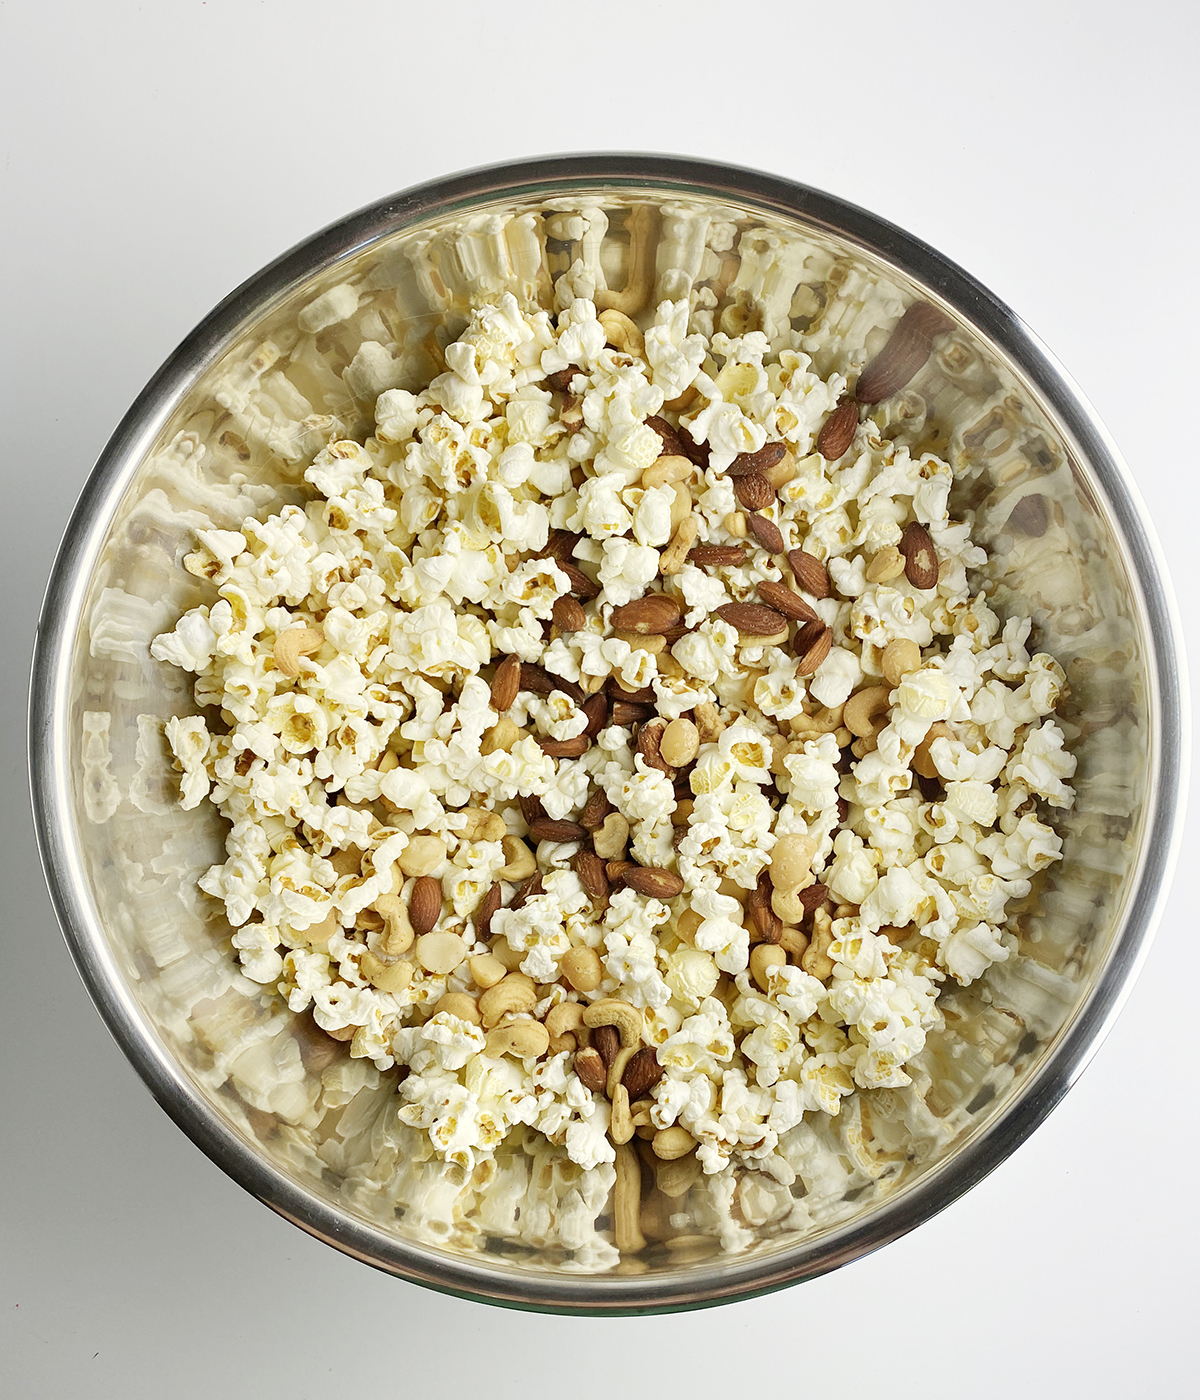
[28,152,1190,1313]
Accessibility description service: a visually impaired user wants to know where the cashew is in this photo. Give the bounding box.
[434,991,482,1025]
[613,1143,646,1253]
[780,925,810,959]
[844,685,892,739]
[561,945,603,992]
[583,998,643,1048]
[659,515,700,576]
[594,203,655,316]
[693,702,724,744]
[545,1000,587,1042]
[497,835,536,882]
[592,813,630,861]
[484,1017,550,1060]
[669,482,692,532]
[397,834,446,878]
[802,908,836,980]
[606,1043,638,1099]
[467,953,508,989]
[652,1151,702,1199]
[598,308,645,356]
[750,943,786,991]
[478,972,537,1028]
[372,892,414,958]
[608,1083,635,1144]
[641,454,693,489]
[359,953,413,993]
[272,626,323,677]
[771,888,806,924]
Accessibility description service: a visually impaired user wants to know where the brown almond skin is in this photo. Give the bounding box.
[582,692,608,738]
[610,593,682,634]
[856,302,954,404]
[409,876,442,937]
[606,679,657,703]
[620,866,685,899]
[509,872,544,912]
[621,1046,664,1099]
[559,561,601,600]
[520,663,584,704]
[545,366,580,395]
[748,872,783,944]
[646,413,709,467]
[574,1046,608,1093]
[1007,493,1049,538]
[612,700,654,727]
[537,735,591,758]
[727,442,787,477]
[476,882,502,939]
[636,717,672,776]
[796,624,833,675]
[816,399,859,460]
[799,882,830,913]
[717,602,788,636]
[591,1024,621,1070]
[528,818,588,843]
[490,654,520,711]
[757,580,819,623]
[734,473,776,511]
[552,595,586,632]
[688,544,747,568]
[538,528,582,561]
[898,521,939,590]
[518,793,546,826]
[579,788,613,830]
[747,513,785,553]
[788,549,832,599]
[575,849,610,900]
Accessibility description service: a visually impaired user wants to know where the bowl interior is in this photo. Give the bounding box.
[47,172,1161,1307]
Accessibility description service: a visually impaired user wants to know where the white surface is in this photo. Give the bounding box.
[1,1,1196,1394]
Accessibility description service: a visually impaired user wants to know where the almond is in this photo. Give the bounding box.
[409,876,442,938]
[609,593,682,634]
[537,735,591,758]
[545,366,580,395]
[795,623,833,675]
[621,1046,664,1099]
[590,1024,620,1071]
[1007,493,1049,538]
[816,399,859,460]
[475,882,502,939]
[552,595,586,632]
[527,818,588,843]
[748,871,782,944]
[636,717,672,776]
[575,849,610,900]
[510,872,544,913]
[518,793,546,826]
[606,859,635,883]
[582,692,608,738]
[799,882,830,913]
[746,513,785,553]
[855,302,954,404]
[726,442,787,477]
[612,700,654,727]
[734,473,775,511]
[756,580,819,623]
[520,662,584,703]
[580,788,613,830]
[606,679,657,703]
[574,1046,608,1093]
[716,602,788,636]
[559,560,600,600]
[898,521,939,590]
[620,866,685,899]
[644,413,692,461]
[787,549,832,599]
[490,654,520,711]
[687,543,747,568]
[538,527,582,560]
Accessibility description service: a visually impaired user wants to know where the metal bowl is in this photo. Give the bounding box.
[29,155,1188,1312]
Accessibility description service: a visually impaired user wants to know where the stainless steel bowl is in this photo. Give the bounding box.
[29,155,1188,1312]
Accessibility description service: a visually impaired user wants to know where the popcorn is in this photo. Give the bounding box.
[151,287,1074,1233]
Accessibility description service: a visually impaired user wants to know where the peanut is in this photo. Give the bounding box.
[750,943,786,991]
[651,1125,697,1161]
[866,545,906,583]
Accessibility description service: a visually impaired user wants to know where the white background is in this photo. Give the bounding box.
[2,2,1197,1395]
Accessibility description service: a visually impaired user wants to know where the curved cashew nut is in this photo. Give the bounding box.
[583,998,644,1048]
[484,1017,550,1059]
[273,626,323,677]
[844,685,892,739]
[594,204,656,316]
[598,308,645,356]
[478,972,536,1028]
[545,1000,587,1042]
[372,892,414,957]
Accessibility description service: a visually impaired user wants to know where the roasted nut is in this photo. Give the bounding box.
[660,717,699,767]
[272,626,323,677]
[598,307,644,355]
[592,812,630,860]
[856,301,954,403]
[799,882,830,913]
[574,850,610,901]
[467,952,507,989]
[757,579,819,623]
[899,521,939,590]
[559,561,601,600]
[750,942,786,991]
[659,515,701,575]
[725,510,748,537]
[746,512,785,553]
[435,991,482,1025]
[485,1018,550,1060]
[780,925,810,959]
[397,834,446,878]
[795,623,833,674]
[474,883,502,940]
[913,721,952,779]
[574,1046,608,1093]
[580,788,613,830]
[770,833,817,892]
[545,1000,586,1043]
[527,817,588,843]
[816,398,859,460]
[726,442,787,477]
[520,662,584,703]
[801,909,836,979]
[456,807,506,843]
[882,637,922,687]
[608,1083,635,1145]
[734,473,775,511]
[372,893,415,958]
[409,875,442,936]
[583,998,643,1048]
[866,545,907,583]
[621,1046,663,1099]
[651,1125,697,1162]
[688,543,747,568]
[480,715,521,754]
[490,653,521,711]
[844,685,892,739]
[414,930,467,976]
[478,972,537,1028]
[551,594,586,632]
[747,871,782,944]
[537,735,591,758]
[620,866,685,899]
[642,453,694,489]
[613,1144,646,1253]
[694,702,724,744]
[497,834,537,881]
[717,602,788,636]
[610,593,682,634]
